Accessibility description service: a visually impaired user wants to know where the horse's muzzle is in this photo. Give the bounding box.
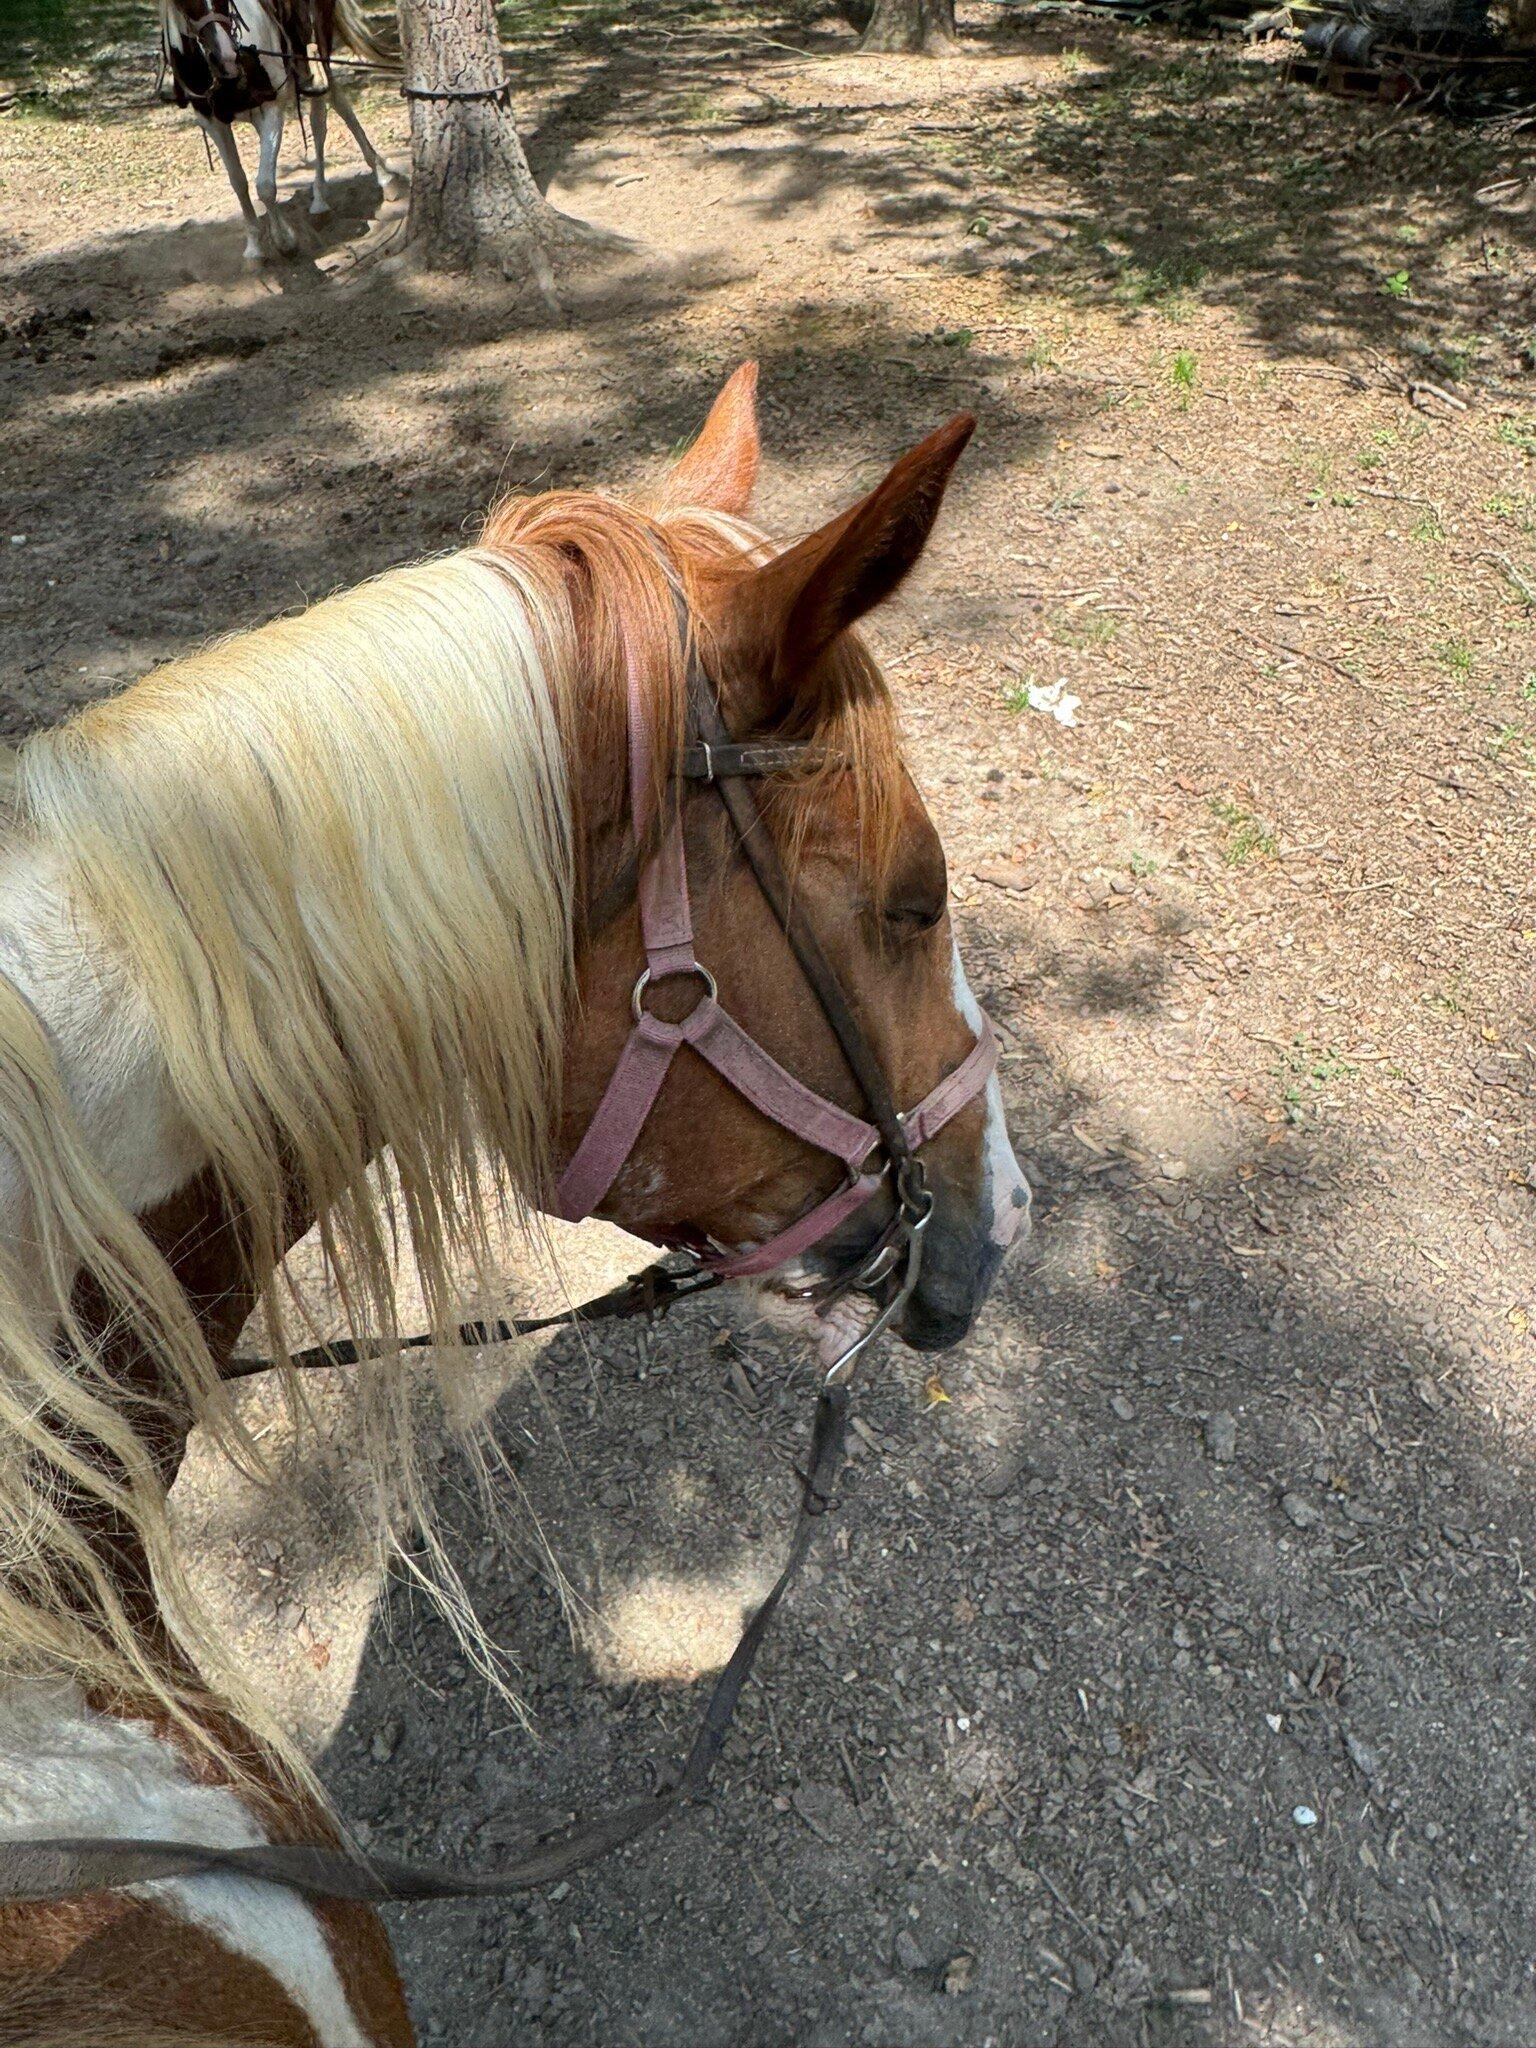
[896,1171,1031,1352]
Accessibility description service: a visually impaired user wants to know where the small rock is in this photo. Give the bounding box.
[1103,1944,1152,2009]
[370,1720,402,1764]
[941,1951,976,1996]
[1282,1492,1323,1530]
[1345,1730,1381,1780]
[1110,1393,1135,1421]
[973,860,1036,894]
[519,1961,551,2014]
[1293,1804,1319,1828]
[894,1929,926,1974]
[1071,1954,1098,1995]
[1203,1411,1237,1462]
[1159,1157,1190,1181]
[1412,1374,1445,1412]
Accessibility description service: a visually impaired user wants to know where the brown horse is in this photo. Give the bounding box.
[0,365,1027,2045]
[160,0,405,263]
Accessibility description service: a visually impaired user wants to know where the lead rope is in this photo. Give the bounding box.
[0,1385,849,1906]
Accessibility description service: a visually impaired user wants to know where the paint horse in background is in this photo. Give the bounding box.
[0,365,1027,2044]
[159,0,406,263]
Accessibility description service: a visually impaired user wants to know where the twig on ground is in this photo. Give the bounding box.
[1231,625,1364,690]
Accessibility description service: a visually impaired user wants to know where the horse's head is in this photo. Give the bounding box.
[174,0,244,83]
[546,366,1029,1366]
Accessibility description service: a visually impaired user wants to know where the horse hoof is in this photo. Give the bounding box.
[309,189,331,218]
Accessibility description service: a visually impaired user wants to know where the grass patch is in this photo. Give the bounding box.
[1050,607,1118,651]
[1485,492,1536,534]
[1412,511,1446,543]
[1169,349,1198,395]
[1381,270,1412,300]
[1112,254,1207,312]
[1274,1039,1357,1124]
[1436,636,1473,679]
[1498,419,1536,457]
[1208,795,1278,865]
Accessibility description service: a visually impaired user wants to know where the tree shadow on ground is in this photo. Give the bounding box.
[291,963,1536,2047]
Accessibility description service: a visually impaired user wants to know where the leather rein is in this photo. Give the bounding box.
[0,601,998,1911]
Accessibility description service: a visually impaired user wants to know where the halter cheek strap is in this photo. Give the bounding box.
[552,640,999,1283]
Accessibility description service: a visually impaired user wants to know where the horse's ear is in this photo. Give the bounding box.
[749,412,975,714]
[657,362,761,516]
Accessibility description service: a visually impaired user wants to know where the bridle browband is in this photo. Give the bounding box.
[0,589,1002,1914]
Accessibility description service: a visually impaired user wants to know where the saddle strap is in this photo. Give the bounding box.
[0,1386,849,1907]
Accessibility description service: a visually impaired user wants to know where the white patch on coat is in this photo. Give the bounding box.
[0,1679,371,2048]
[949,936,1030,1249]
[0,843,206,1273]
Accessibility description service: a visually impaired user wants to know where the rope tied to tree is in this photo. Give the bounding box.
[401,80,512,105]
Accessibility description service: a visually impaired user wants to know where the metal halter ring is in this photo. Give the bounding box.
[631,963,718,1025]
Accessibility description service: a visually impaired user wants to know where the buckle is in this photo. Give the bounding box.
[631,963,718,1024]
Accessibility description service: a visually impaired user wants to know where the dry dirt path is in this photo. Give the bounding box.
[3,5,1536,2044]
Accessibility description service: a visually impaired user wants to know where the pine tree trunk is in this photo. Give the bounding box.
[1511,0,1536,41]
[858,0,959,53]
[398,0,588,275]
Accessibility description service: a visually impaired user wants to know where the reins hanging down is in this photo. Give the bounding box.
[2,591,1001,1910]
[0,1383,851,1908]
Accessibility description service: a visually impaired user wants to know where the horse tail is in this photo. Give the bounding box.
[328,0,396,65]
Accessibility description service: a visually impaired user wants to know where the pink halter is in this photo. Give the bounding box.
[552,631,999,1303]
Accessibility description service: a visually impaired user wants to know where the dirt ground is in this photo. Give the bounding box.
[4,3,1536,2043]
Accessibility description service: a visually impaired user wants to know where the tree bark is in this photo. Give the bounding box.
[397,0,589,277]
[858,0,959,53]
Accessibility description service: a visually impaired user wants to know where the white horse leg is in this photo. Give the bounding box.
[251,102,296,252]
[308,93,331,215]
[198,113,265,265]
[326,80,408,199]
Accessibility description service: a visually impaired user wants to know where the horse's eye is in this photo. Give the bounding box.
[884,896,946,937]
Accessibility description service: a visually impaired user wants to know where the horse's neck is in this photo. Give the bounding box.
[0,840,206,1262]
[0,840,313,1570]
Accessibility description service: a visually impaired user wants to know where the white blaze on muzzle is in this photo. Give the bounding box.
[949,936,1031,1250]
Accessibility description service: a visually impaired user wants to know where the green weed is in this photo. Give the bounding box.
[1208,796,1278,865]
[1485,492,1536,534]
[1381,271,1412,299]
[1498,419,1536,457]
[1436,636,1473,679]
[1050,607,1118,651]
[1274,1038,1357,1123]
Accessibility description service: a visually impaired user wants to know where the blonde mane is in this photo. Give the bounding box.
[0,490,906,1792]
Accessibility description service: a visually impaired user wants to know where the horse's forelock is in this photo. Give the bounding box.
[477,489,908,889]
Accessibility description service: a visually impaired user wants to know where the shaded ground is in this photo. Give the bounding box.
[4,2,1536,2043]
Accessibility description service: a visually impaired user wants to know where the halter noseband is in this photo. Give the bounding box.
[554,601,999,1385]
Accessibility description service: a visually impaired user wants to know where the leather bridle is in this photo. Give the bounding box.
[179,0,245,73]
[0,593,1006,1913]
[552,598,998,1387]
